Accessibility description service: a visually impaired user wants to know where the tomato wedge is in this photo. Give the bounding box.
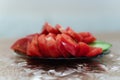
[27,35,42,57]
[56,34,70,57]
[45,33,62,58]
[55,24,65,33]
[11,37,29,54]
[79,32,96,43]
[65,27,83,42]
[86,47,102,57]
[38,34,50,57]
[61,34,77,56]
[11,33,39,54]
[76,42,90,57]
[41,22,59,34]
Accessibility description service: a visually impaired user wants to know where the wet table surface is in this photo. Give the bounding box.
[0,33,120,80]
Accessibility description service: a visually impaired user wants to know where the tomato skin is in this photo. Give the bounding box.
[47,33,56,39]
[79,32,96,43]
[79,32,90,37]
[84,36,96,44]
[86,47,102,57]
[65,27,83,42]
[56,34,70,57]
[55,24,65,33]
[45,34,62,58]
[60,34,77,56]
[76,42,90,57]
[41,22,59,34]
[38,34,51,57]
[11,33,40,54]
[27,34,42,57]
[11,37,29,54]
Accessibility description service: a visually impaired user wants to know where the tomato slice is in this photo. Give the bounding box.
[47,33,56,39]
[27,35,42,57]
[38,34,51,57]
[86,47,102,57]
[79,32,96,43]
[84,36,96,43]
[45,34,62,58]
[56,34,70,57]
[11,37,29,54]
[65,27,83,42]
[61,34,77,56]
[11,33,40,54]
[76,42,90,57]
[41,22,59,34]
[55,24,65,33]
[79,32,90,37]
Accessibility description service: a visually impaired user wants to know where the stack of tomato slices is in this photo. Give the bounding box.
[11,22,104,58]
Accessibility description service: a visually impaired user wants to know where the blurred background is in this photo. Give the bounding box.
[0,0,120,38]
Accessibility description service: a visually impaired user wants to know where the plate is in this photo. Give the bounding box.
[15,50,110,60]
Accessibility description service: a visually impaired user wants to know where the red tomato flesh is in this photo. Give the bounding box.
[76,42,90,57]
[11,22,103,58]
[56,34,70,57]
[60,34,77,56]
[45,34,62,58]
[11,38,29,54]
[86,47,102,57]
[38,34,50,57]
[41,22,59,34]
[27,34,42,57]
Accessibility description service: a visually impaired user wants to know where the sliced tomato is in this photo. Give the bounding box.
[27,35,42,57]
[84,36,96,43]
[79,32,90,37]
[65,27,83,42]
[86,47,102,57]
[41,22,59,34]
[45,34,62,58]
[56,34,70,57]
[47,33,56,39]
[11,33,40,54]
[76,42,90,57]
[79,32,96,43]
[38,34,50,57]
[55,24,65,33]
[61,34,77,56]
[11,37,29,54]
